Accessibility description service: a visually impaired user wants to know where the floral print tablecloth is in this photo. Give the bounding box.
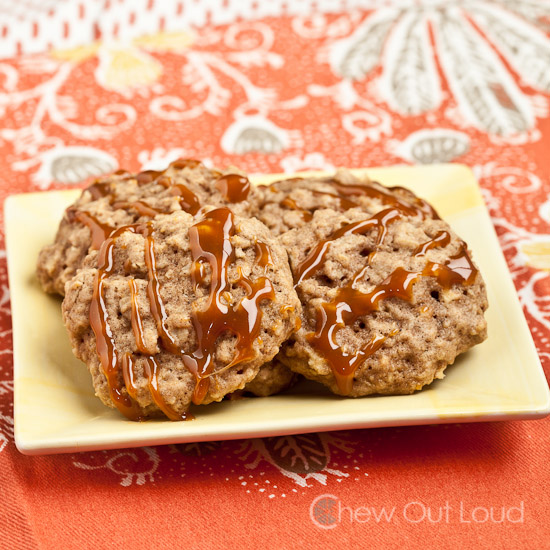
[1,2,550,548]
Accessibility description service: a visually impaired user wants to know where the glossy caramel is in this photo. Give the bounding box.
[215,173,251,203]
[66,208,114,250]
[89,225,144,420]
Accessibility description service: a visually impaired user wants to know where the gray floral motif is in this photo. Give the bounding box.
[389,128,471,164]
[233,127,284,154]
[51,154,117,183]
[333,11,396,81]
[31,146,119,189]
[327,0,550,136]
[221,114,292,155]
[436,11,531,135]
[472,4,550,93]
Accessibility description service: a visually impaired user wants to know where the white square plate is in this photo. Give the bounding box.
[6,164,550,455]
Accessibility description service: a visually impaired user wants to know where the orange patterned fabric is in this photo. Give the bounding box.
[1,6,550,549]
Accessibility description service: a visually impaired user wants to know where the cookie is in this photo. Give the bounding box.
[243,359,297,397]
[255,169,438,236]
[62,208,300,420]
[279,207,488,396]
[37,159,259,296]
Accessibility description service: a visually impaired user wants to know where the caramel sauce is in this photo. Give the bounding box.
[305,244,478,394]
[127,272,189,420]
[306,267,420,394]
[66,208,115,250]
[389,185,440,219]
[254,240,274,269]
[311,190,358,210]
[143,357,188,421]
[89,223,192,421]
[89,225,144,421]
[280,197,313,222]
[215,174,251,202]
[128,278,151,354]
[135,170,163,185]
[331,180,439,219]
[121,353,139,400]
[183,208,276,404]
[157,175,201,215]
[423,245,478,287]
[414,231,451,257]
[112,200,167,218]
[70,160,206,250]
[170,158,203,170]
[86,181,113,200]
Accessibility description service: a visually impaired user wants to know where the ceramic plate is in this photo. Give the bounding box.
[6,164,550,455]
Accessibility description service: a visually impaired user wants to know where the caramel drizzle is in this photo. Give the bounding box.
[295,208,402,285]
[86,181,114,200]
[128,279,150,354]
[170,159,203,170]
[296,213,478,394]
[215,173,251,203]
[414,231,451,257]
[311,190,358,210]
[93,207,277,420]
[327,180,440,220]
[254,240,274,269]
[88,222,188,422]
[112,200,167,218]
[389,185,440,219]
[183,208,276,404]
[68,159,206,251]
[127,279,186,420]
[270,177,439,223]
[66,208,115,250]
[280,197,313,222]
[135,170,163,185]
[157,175,201,215]
[89,225,144,420]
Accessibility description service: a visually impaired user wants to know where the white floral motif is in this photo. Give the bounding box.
[475,186,550,334]
[237,433,353,488]
[0,58,135,182]
[73,447,160,486]
[474,162,542,194]
[309,80,392,143]
[0,412,14,453]
[280,153,334,174]
[150,22,300,124]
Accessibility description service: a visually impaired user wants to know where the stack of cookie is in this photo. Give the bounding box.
[37,160,488,421]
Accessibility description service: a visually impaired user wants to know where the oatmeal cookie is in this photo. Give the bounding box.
[255,169,438,236]
[38,159,259,295]
[243,359,297,397]
[62,208,300,420]
[279,208,488,396]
